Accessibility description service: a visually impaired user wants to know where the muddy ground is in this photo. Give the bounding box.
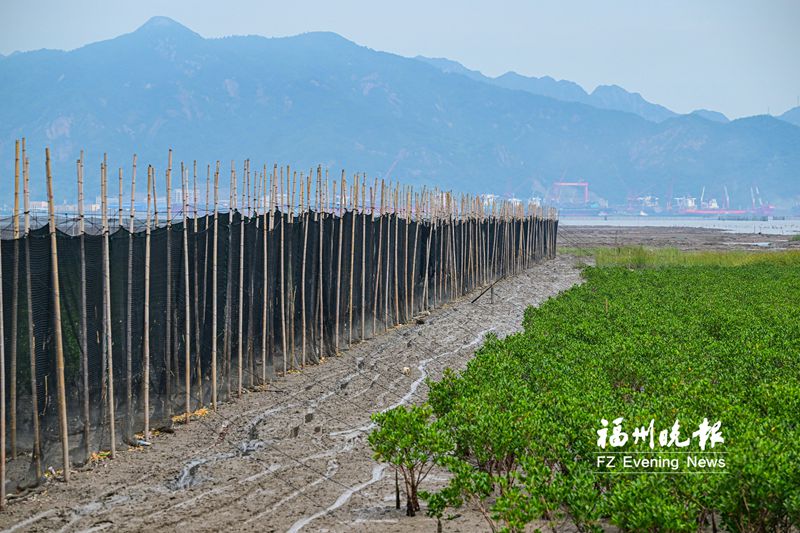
[1,226,791,533]
[558,224,799,251]
[0,253,584,533]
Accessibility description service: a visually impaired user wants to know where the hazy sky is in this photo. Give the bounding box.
[1,0,798,118]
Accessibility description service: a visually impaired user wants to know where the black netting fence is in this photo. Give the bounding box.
[0,205,557,490]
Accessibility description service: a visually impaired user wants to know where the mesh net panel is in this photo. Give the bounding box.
[1,207,557,489]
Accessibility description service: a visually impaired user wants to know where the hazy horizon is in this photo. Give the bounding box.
[1,0,798,119]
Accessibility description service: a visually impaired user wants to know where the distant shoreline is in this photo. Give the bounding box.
[559,215,800,235]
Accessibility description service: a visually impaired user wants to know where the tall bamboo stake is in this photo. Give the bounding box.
[152,168,159,227]
[383,183,391,330]
[269,167,278,368]
[403,187,410,321]
[165,151,173,416]
[246,169,256,388]
[460,196,466,294]
[193,162,202,402]
[143,165,152,440]
[24,145,43,473]
[211,162,220,409]
[287,168,295,366]
[347,175,356,346]
[360,176,366,341]
[423,191,430,310]
[334,175,343,353]
[279,167,287,373]
[393,185,400,324]
[46,148,71,479]
[223,163,234,398]
[450,196,458,299]
[317,166,324,358]
[9,140,19,459]
[201,165,210,391]
[126,156,136,440]
[300,173,309,366]
[261,167,269,381]
[437,196,443,306]
[237,163,245,395]
[410,191,420,318]
[239,159,253,382]
[373,180,384,336]
[182,164,192,420]
[101,154,116,459]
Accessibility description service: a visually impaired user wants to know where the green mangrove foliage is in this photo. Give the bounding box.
[371,261,800,532]
[368,405,453,517]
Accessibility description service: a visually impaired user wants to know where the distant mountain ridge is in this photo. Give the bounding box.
[1,17,798,209]
[779,106,800,128]
[416,56,680,122]
[417,56,800,132]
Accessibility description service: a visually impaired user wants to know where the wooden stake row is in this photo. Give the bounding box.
[0,146,558,502]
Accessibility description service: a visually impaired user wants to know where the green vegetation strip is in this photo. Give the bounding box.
[370,252,800,532]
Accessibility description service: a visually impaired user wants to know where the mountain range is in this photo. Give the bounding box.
[1,16,798,209]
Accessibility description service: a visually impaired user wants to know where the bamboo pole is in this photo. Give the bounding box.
[165,151,173,415]
[126,156,136,440]
[403,187,410,321]
[334,176,343,353]
[300,173,309,366]
[460,196,466,294]
[9,140,19,459]
[436,195,443,306]
[261,167,269,381]
[46,148,72,479]
[201,165,210,394]
[317,166,324,359]
[23,145,43,473]
[193,162,202,403]
[382,181,390,331]
[360,176,366,341]
[393,185,400,325]
[475,197,480,285]
[462,195,467,294]
[211,163,220,409]
[101,154,117,459]
[410,191,420,318]
[246,169,256,388]
[444,192,449,297]
[143,165,152,440]
[269,166,278,367]
[472,197,478,285]
[278,167,287,374]
[450,195,458,299]
[372,179,382,337]
[491,199,499,283]
[223,163,234,398]
[422,191,430,310]
[467,196,472,291]
[100,160,110,440]
[237,164,245,396]
[286,169,297,369]
[347,175,356,346]
[238,163,248,385]
[152,167,159,227]
[181,164,191,421]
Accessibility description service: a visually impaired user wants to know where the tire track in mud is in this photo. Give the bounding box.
[286,329,494,532]
[0,256,584,533]
[152,323,491,529]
